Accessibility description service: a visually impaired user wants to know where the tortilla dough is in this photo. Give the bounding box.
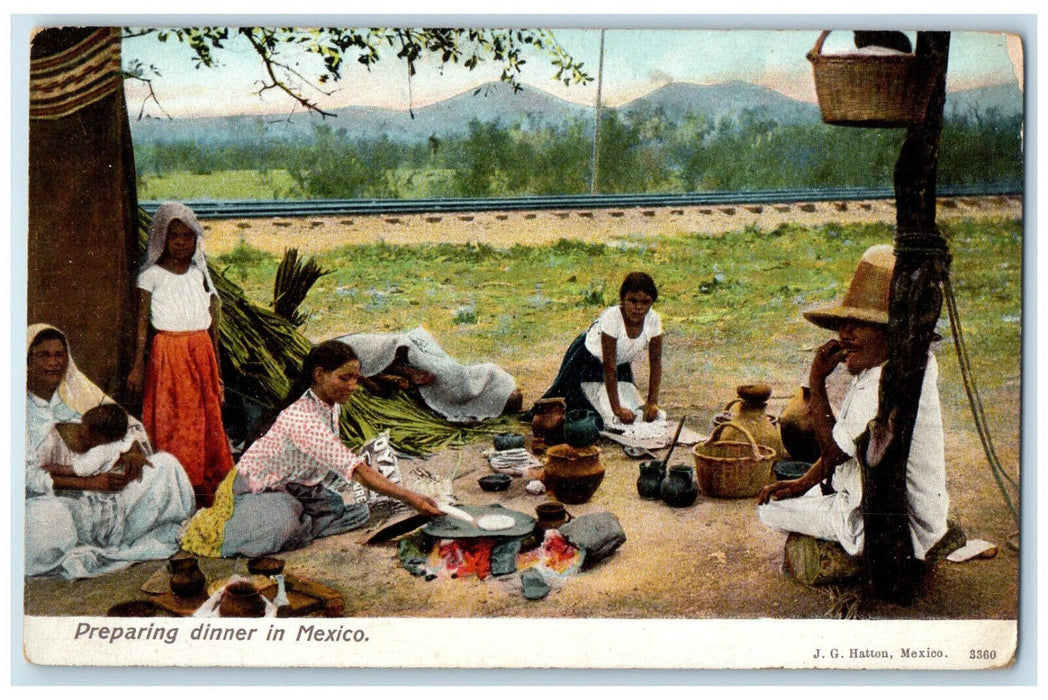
[476,514,516,531]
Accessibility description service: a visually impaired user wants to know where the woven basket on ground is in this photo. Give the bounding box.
[692,421,776,498]
[807,30,934,128]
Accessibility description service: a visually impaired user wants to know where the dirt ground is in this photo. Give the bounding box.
[23,195,1023,624]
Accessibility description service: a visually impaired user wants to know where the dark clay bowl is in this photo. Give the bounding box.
[493,432,526,451]
[247,556,285,576]
[107,600,160,617]
[478,473,512,492]
[773,460,812,481]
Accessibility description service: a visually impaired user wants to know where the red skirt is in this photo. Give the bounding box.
[142,330,234,502]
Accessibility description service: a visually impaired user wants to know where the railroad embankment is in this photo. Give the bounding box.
[203,195,1023,256]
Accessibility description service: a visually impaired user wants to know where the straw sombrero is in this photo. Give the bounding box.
[803,244,894,330]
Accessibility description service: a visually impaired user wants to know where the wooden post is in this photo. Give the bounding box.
[857,32,951,604]
[29,28,141,403]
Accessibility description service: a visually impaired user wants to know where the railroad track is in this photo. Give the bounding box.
[143,184,1022,220]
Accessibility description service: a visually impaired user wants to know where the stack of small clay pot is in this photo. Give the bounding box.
[636,460,699,508]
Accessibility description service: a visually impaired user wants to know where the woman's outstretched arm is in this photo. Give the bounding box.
[642,334,663,422]
[601,332,635,424]
[352,462,443,517]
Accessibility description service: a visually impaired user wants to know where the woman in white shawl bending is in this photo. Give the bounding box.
[25,323,195,579]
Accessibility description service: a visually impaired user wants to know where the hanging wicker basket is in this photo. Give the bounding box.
[807,30,933,128]
[692,421,776,499]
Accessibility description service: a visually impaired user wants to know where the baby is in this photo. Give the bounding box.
[67,404,139,477]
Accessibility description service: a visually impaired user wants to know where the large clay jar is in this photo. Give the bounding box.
[563,409,600,448]
[168,557,206,599]
[636,460,666,500]
[778,387,821,463]
[543,443,604,504]
[715,383,787,460]
[218,581,268,618]
[660,464,699,508]
[531,397,567,452]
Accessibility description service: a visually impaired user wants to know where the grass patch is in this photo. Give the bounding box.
[222,217,1022,442]
[137,169,300,200]
[215,237,276,282]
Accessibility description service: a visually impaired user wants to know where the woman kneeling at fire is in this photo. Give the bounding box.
[182,340,443,558]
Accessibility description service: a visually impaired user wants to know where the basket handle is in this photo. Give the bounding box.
[721,397,742,412]
[705,420,762,460]
[807,30,831,60]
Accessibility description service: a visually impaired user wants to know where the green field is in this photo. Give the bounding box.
[216,216,1023,454]
[137,170,300,201]
[137,168,459,201]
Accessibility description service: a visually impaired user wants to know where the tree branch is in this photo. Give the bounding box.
[240,28,337,118]
[126,26,592,118]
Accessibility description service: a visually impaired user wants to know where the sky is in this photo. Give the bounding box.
[119,26,1023,119]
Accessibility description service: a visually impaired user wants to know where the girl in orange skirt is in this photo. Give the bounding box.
[128,201,234,508]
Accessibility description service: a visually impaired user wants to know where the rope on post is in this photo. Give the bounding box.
[895,227,1019,540]
[942,271,1021,531]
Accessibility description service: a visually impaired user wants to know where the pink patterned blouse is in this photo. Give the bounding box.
[237,390,365,493]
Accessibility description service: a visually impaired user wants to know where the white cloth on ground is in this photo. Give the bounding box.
[757,353,948,560]
[580,380,668,439]
[337,327,517,422]
[192,575,278,617]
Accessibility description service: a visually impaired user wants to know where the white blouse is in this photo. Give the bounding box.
[137,264,213,332]
[583,305,663,364]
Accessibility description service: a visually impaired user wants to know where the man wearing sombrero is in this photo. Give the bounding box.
[757,244,949,563]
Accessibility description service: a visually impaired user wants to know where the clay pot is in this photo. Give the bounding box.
[493,432,525,451]
[636,460,666,500]
[218,581,268,618]
[563,409,600,448]
[660,464,699,508]
[535,502,572,531]
[247,556,285,577]
[778,387,821,463]
[107,600,159,617]
[713,383,786,460]
[531,397,567,452]
[478,473,512,492]
[542,443,604,504]
[168,557,206,599]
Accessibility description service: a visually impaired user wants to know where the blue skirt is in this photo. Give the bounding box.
[534,333,635,426]
[221,472,370,558]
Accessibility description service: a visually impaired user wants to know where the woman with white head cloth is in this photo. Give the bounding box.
[127,201,234,508]
[25,324,195,579]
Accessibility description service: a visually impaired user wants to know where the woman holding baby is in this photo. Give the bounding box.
[25,323,195,579]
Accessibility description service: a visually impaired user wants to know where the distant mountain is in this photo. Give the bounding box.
[944,82,1024,120]
[379,81,591,137]
[128,79,1024,148]
[618,80,822,125]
